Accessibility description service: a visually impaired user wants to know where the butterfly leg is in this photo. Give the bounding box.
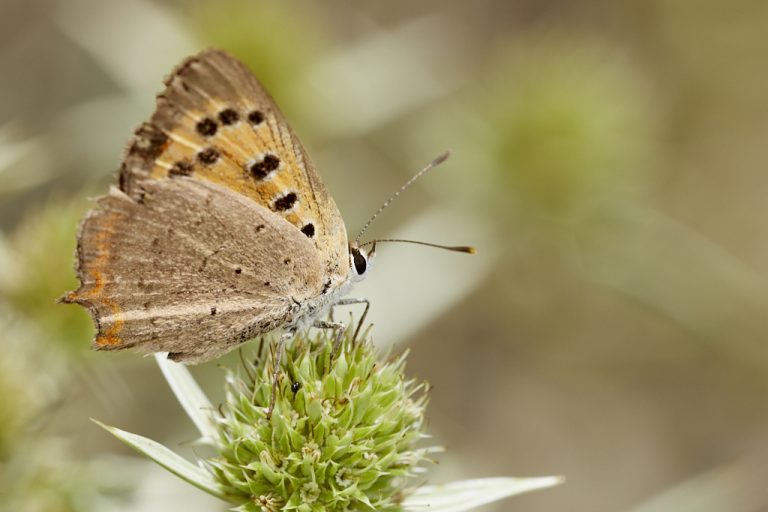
[267,330,293,419]
[314,319,347,361]
[334,298,370,345]
[314,320,346,330]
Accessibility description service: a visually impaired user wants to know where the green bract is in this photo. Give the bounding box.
[208,331,430,512]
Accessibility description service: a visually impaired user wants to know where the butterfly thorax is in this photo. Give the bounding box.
[285,242,372,331]
[287,276,356,331]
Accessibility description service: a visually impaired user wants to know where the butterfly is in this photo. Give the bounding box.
[62,49,472,369]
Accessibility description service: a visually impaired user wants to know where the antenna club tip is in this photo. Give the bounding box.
[432,150,452,166]
[460,246,477,254]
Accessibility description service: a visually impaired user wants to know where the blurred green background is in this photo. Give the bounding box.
[2,0,768,510]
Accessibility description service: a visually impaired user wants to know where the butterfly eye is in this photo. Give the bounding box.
[352,248,367,276]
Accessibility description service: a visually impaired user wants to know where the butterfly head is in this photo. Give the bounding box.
[345,151,475,284]
[349,241,375,282]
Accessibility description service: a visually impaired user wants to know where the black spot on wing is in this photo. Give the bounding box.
[218,108,239,125]
[128,124,168,161]
[197,148,219,165]
[196,118,218,137]
[248,110,265,125]
[301,223,315,238]
[249,154,280,180]
[273,192,297,211]
[168,160,193,177]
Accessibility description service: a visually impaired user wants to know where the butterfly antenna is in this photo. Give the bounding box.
[354,151,452,243]
[359,238,476,254]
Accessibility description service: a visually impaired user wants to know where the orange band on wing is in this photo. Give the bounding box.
[80,211,125,346]
[94,298,124,346]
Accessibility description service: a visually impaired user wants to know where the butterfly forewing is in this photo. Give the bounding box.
[120,49,349,283]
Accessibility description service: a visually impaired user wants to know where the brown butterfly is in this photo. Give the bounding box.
[62,49,472,369]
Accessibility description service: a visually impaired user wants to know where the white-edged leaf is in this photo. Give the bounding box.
[154,353,217,444]
[92,419,229,502]
[402,476,564,511]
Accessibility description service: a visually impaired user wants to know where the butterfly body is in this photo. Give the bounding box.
[63,49,371,362]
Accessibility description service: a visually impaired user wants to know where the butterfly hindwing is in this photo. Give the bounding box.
[64,178,325,362]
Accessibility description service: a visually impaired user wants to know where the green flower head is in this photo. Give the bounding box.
[209,330,431,512]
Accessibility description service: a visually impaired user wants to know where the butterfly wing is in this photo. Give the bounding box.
[120,49,349,287]
[63,178,325,363]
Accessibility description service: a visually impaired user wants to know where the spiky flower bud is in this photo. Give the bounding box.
[208,330,431,511]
